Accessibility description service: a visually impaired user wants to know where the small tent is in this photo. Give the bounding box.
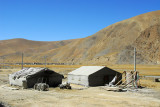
[68,66,121,86]
[9,67,63,88]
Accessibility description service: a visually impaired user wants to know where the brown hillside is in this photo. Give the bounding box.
[0,38,75,62]
[117,24,160,64]
[0,10,160,64]
[46,10,160,64]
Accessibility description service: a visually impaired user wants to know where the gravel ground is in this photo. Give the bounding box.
[0,69,160,107]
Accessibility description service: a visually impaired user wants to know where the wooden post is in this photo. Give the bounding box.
[126,71,133,85]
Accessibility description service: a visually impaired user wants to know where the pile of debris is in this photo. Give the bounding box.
[34,83,49,91]
[102,71,140,92]
[59,82,71,89]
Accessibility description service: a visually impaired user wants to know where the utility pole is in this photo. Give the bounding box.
[134,47,136,72]
[22,52,23,69]
[2,57,4,69]
[44,56,47,68]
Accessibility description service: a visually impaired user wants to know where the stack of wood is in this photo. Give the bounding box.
[115,71,140,89]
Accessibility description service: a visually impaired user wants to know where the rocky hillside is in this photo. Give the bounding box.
[1,10,160,65]
[46,10,160,65]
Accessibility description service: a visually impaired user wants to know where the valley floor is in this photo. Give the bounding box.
[0,69,160,107]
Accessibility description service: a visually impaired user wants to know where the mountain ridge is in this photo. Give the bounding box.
[1,10,160,65]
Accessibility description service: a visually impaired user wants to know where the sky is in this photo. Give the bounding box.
[0,0,160,41]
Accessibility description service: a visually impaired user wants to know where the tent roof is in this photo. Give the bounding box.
[10,67,53,78]
[68,66,106,76]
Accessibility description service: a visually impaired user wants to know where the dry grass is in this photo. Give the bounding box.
[0,65,160,90]
[6,64,82,68]
[140,79,160,89]
[107,64,160,76]
[114,69,160,76]
[1,64,160,76]
[108,64,160,69]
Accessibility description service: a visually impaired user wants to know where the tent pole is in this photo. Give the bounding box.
[45,56,46,68]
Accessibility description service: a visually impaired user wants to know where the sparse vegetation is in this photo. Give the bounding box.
[107,64,160,76]
[140,79,160,89]
[0,65,160,107]
[2,64,160,76]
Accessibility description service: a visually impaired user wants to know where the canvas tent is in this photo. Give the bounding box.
[68,66,121,86]
[9,67,63,88]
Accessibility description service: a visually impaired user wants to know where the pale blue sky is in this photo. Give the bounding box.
[0,0,160,41]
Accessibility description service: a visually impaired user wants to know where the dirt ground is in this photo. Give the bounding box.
[0,69,160,107]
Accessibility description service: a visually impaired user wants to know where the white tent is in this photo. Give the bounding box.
[68,66,121,86]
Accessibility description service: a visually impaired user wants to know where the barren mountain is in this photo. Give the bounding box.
[1,10,160,65]
[0,38,75,63]
[46,10,160,65]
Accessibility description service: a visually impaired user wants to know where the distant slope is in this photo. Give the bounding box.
[44,10,160,65]
[0,10,160,65]
[0,38,75,55]
[0,38,75,62]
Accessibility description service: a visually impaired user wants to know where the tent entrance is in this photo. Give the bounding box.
[104,76,109,84]
[103,75,115,84]
[37,77,49,84]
